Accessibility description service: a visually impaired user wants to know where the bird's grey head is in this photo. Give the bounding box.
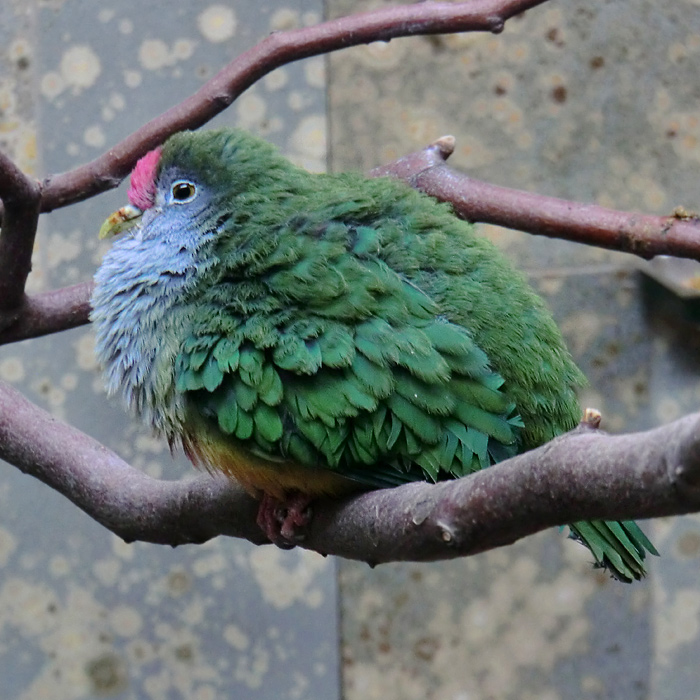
[90,128,295,428]
[90,146,219,430]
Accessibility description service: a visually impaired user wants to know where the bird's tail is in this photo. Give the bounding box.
[568,519,658,582]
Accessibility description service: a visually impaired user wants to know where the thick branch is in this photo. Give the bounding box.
[0,149,41,312]
[1,379,699,561]
[0,380,265,546]
[372,138,700,261]
[39,0,545,212]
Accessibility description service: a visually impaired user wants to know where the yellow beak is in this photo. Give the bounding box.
[99,204,143,239]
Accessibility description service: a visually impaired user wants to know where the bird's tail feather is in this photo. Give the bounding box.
[568,519,658,582]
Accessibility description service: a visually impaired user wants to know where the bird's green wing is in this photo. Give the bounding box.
[174,209,522,486]
[174,302,521,488]
[175,312,656,581]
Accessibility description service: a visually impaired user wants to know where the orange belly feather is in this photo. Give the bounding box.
[183,430,356,501]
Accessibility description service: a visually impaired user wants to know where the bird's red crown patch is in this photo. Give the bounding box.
[128,147,162,211]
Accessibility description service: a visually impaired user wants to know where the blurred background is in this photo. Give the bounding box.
[1,1,700,698]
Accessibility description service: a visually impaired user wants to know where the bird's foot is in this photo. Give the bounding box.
[256,492,313,549]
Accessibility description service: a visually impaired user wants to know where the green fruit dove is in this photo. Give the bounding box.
[91,128,657,581]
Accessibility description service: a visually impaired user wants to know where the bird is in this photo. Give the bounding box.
[91,127,657,581]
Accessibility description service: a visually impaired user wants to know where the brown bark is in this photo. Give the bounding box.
[1,379,697,561]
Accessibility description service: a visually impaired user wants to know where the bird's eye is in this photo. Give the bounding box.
[171,180,197,203]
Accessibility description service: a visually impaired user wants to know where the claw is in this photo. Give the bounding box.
[256,492,313,548]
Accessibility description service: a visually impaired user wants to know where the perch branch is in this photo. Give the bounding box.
[2,379,699,562]
[0,380,265,546]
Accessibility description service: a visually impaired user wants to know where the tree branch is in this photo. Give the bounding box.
[2,0,698,343]
[0,0,550,340]
[0,282,94,344]
[39,0,546,213]
[372,137,700,261]
[0,149,41,313]
[1,0,697,563]
[1,378,697,562]
[0,380,266,546]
